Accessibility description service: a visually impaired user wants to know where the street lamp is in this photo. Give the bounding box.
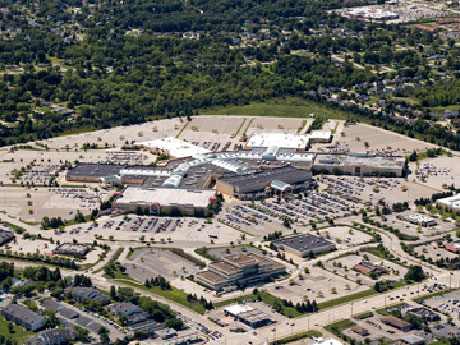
[291,322,295,336]
[351,302,354,318]
[450,272,453,290]
[272,327,276,342]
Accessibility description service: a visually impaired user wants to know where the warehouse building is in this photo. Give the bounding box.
[313,153,406,177]
[195,253,286,291]
[114,187,216,216]
[216,166,314,200]
[272,234,336,257]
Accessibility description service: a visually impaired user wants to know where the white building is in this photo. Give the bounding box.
[310,338,343,345]
[137,137,209,158]
[246,133,310,151]
[436,194,460,213]
[114,187,216,216]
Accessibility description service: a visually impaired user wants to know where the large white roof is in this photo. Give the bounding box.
[310,338,343,345]
[247,133,309,149]
[438,194,460,209]
[137,137,209,158]
[309,130,332,140]
[224,304,254,316]
[115,187,215,208]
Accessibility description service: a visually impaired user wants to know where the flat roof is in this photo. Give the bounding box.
[196,271,228,283]
[437,194,460,209]
[137,137,209,158]
[247,133,309,149]
[219,166,311,190]
[273,234,335,251]
[224,304,254,316]
[315,154,405,168]
[309,130,332,140]
[115,187,215,208]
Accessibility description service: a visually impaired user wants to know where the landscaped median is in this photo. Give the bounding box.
[271,330,322,345]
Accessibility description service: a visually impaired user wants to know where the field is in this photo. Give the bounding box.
[200,97,352,120]
[0,316,34,343]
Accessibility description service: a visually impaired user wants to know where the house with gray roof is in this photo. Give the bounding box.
[2,303,46,331]
[25,327,77,345]
[107,302,142,317]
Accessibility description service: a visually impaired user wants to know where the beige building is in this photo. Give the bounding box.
[313,154,405,177]
[195,253,286,291]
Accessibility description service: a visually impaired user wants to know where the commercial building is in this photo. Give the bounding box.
[444,241,460,254]
[309,338,343,345]
[437,194,460,213]
[401,335,425,345]
[351,326,369,336]
[52,243,90,258]
[66,163,124,183]
[272,234,336,257]
[195,253,286,291]
[353,261,386,276]
[137,137,209,158]
[381,316,411,332]
[0,228,15,246]
[313,153,406,177]
[398,214,437,227]
[246,133,310,151]
[2,304,46,331]
[403,307,440,323]
[114,187,216,216]
[308,130,332,143]
[216,166,314,200]
[223,304,273,328]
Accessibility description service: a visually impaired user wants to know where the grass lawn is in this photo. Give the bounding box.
[110,277,206,314]
[0,315,35,343]
[354,311,374,319]
[317,288,377,310]
[325,318,356,337]
[200,97,352,120]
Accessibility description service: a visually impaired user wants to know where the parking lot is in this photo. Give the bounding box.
[423,290,460,323]
[63,215,243,246]
[123,247,202,282]
[326,252,408,287]
[267,266,368,304]
[317,226,373,249]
